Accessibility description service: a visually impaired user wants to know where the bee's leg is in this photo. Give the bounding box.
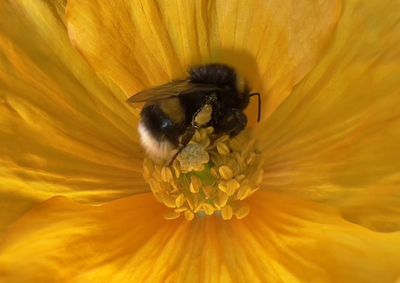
[167,126,197,166]
[167,95,216,166]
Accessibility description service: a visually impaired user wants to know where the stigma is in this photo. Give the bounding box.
[142,127,264,221]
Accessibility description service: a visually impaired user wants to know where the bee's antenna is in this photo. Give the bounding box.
[249,93,261,122]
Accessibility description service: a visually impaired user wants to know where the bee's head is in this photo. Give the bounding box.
[217,109,248,137]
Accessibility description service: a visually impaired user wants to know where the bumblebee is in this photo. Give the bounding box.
[127,64,261,163]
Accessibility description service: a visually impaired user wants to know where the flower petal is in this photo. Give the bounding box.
[259,0,400,230]
[1,192,400,282]
[0,193,33,237]
[0,0,148,209]
[66,0,340,118]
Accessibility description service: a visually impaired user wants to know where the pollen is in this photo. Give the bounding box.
[142,127,264,221]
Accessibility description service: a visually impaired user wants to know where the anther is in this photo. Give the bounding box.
[142,127,264,221]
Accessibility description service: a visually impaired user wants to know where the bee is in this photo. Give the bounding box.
[127,64,261,164]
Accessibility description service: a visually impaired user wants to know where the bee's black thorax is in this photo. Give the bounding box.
[188,64,250,136]
[189,64,238,89]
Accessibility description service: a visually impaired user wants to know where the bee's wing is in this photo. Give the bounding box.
[127,80,219,103]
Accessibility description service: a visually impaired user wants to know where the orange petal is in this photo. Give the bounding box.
[259,0,400,231]
[0,0,148,209]
[1,192,400,282]
[66,0,340,118]
[0,193,33,238]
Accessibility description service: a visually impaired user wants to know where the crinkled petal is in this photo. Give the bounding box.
[0,0,148,216]
[66,0,340,119]
[1,192,400,283]
[259,0,400,231]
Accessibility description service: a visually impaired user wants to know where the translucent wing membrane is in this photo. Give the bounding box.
[127,80,220,103]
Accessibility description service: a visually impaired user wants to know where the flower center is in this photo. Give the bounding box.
[142,127,264,221]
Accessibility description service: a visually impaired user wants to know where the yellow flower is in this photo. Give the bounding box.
[0,0,400,282]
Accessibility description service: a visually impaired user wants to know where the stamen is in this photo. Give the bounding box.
[142,127,264,221]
